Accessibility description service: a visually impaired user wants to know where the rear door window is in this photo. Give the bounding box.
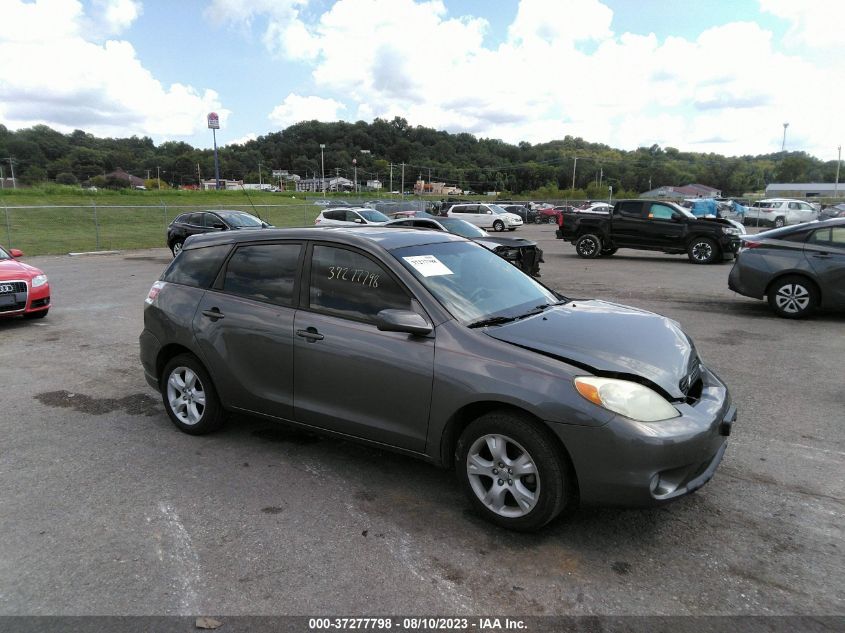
[308,245,411,322]
[617,201,643,218]
[222,243,302,306]
[162,244,230,288]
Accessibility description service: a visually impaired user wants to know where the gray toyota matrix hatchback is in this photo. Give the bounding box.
[140,227,736,531]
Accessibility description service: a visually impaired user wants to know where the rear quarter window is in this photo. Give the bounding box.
[162,244,230,288]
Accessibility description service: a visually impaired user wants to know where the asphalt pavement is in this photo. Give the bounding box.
[0,224,842,617]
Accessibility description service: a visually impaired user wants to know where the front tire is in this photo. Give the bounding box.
[547,217,557,224]
[161,354,225,435]
[687,237,719,264]
[575,233,602,258]
[767,275,818,319]
[493,220,505,232]
[455,411,573,531]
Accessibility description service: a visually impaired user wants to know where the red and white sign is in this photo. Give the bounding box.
[207,112,220,129]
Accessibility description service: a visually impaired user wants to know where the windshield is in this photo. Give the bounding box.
[394,241,558,325]
[437,218,488,238]
[359,209,390,222]
[215,211,263,227]
[488,205,509,214]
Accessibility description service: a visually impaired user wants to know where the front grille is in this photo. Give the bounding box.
[0,281,27,294]
[0,279,28,313]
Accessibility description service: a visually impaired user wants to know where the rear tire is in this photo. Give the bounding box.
[547,217,557,224]
[161,354,225,435]
[455,411,573,531]
[170,240,184,257]
[575,234,602,258]
[687,237,719,264]
[774,217,785,228]
[767,275,818,319]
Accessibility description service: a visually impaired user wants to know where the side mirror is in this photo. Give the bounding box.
[353,218,364,223]
[212,223,226,230]
[376,309,432,336]
[10,248,24,258]
[671,214,683,222]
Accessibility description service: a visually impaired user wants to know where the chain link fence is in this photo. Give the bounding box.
[3,198,601,255]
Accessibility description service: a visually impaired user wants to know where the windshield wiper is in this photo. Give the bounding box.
[467,315,519,328]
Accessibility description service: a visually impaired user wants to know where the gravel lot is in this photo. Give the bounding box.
[0,224,842,617]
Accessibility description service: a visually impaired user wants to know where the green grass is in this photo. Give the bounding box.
[0,187,353,255]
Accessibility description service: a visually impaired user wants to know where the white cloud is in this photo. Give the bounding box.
[227,132,258,146]
[759,0,845,49]
[268,94,347,128]
[0,0,226,140]
[91,0,143,36]
[241,0,844,159]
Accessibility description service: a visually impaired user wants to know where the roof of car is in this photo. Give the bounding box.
[183,225,466,252]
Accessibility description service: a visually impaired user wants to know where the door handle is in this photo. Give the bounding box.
[812,253,831,259]
[202,308,225,320]
[296,328,324,341]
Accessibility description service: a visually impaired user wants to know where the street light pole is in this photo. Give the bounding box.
[352,158,357,194]
[571,157,578,191]
[836,145,841,198]
[320,144,326,195]
[782,122,789,152]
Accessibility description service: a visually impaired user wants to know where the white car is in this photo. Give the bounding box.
[744,199,818,228]
[577,202,613,214]
[315,207,390,226]
[446,203,523,231]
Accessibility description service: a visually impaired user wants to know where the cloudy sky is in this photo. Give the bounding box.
[1,0,843,159]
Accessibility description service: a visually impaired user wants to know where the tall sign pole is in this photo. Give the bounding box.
[207,112,221,190]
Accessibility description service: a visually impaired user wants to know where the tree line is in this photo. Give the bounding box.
[0,118,839,197]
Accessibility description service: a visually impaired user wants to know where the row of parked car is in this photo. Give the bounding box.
[554,198,845,319]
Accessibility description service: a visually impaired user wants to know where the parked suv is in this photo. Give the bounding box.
[447,203,523,231]
[141,226,735,531]
[743,199,818,228]
[167,210,270,256]
[315,207,390,226]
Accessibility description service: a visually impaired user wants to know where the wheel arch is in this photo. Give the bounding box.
[765,271,822,303]
[156,343,209,388]
[437,401,580,499]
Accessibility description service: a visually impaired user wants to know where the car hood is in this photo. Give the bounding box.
[483,299,696,399]
[473,236,537,249]
[0,259,40,280]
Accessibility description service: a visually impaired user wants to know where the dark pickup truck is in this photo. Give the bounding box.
[556,199,743,264]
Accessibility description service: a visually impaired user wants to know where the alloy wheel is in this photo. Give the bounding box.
[466,433,540,518]
[775,283,810,314]
[692,241,713,262]
[166,366,206,426]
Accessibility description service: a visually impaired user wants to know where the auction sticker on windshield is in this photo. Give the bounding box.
[403,255,453,277]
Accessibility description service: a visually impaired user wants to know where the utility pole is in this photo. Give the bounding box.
[389,163,394,194]
[599,166,603,188]
[6,157,16,189]
[258,160,263,187]
[196,163,202,188]
[571,157,578,191]
[782,122,789,152]
[0,165,4,189]
[353,159,357,193]
[156,166,161,190]
[401,163,405,197]
[145,169,151,180]
[319,144,326,195]
[836,145,842,198]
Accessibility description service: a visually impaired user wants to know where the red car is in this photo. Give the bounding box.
[0,246,51,319]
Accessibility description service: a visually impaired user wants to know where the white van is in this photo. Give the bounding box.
[446,203,523,231]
